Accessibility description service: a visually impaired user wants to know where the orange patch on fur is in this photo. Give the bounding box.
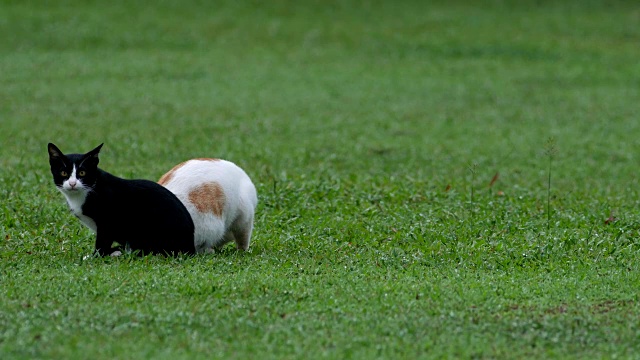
[188,182,225,216]
[158,159,219,185]
[158,161,188,185]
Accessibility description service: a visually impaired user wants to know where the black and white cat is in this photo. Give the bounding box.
[47,143,195,256]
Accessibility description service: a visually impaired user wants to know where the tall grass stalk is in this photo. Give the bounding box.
[468,162,477,215]
[544,137,557,231]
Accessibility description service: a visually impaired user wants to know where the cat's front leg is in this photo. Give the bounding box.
[95,232,117,257]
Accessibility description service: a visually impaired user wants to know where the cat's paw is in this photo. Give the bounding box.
[110,250,123,257]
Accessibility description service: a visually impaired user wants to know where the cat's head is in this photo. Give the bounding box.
[47,143,103,194]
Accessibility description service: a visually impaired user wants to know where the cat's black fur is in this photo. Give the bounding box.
[48,143,195,256]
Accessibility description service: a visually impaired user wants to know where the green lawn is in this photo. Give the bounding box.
[2,0,640,358]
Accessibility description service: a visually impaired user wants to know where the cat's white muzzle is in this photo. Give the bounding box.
[63,177,83,191]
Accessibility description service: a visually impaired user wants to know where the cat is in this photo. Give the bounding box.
[47,143,195,256]
[158,158,257,253]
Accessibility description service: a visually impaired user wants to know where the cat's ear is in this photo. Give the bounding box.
[48,143,64,161]
[82,143,104,165]
[87,143,104,157]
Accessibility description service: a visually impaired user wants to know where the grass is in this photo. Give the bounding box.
[1,0,640,358]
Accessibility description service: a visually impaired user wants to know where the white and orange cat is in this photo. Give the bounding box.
[158,158,257,253]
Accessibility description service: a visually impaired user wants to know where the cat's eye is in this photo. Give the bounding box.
[78,170,86,177]
[60,170,68,177]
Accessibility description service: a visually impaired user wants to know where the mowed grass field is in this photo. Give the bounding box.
[1,0,640,358]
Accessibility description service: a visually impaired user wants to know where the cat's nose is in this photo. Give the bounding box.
[68,179,77,188]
